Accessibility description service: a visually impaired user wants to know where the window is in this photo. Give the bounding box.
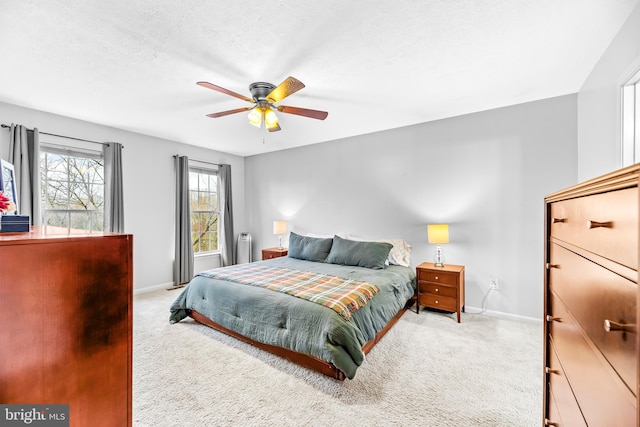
[622,67,640,167]
[40,145,104,231]
[189,167,219,254]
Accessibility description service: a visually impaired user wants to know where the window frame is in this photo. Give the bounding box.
[188,164,220,256]
[40,142,105,232]
[621,66,640,167]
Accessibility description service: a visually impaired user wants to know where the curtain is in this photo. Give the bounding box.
[8,124,41,225]
[103,142,125,232]
[174,155,193,285]
[219,164,235,266]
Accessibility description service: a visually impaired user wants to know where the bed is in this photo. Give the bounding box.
[169,233,416,380]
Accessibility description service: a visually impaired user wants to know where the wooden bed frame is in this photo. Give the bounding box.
[189,298,415,380]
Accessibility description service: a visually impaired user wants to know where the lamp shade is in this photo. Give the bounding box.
[427,224,449,244]
[273,220,287,235]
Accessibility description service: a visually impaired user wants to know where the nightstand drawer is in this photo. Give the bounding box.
[418,294,457,312]
[418,282,457,298]
[417,270,458,286]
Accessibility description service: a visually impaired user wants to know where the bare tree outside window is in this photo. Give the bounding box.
[189,169,219,253]
[40,149,104,231]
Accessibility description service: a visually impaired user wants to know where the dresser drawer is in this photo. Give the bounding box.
[548,292,637,426]
[546,340,586,426]
[417,282,457,298]
[549,243,637,391]
[417,270,458,286]
[418,294,457,312]
[549,187,637,269]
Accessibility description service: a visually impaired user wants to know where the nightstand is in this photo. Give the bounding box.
[261,247,288,260]
[416,262,465,322]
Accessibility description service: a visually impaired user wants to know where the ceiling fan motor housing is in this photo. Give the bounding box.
[249,82,276,101]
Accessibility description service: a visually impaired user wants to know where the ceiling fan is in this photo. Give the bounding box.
[197,76,328,132]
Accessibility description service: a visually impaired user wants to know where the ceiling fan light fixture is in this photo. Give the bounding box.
[264,108,279,128]
[248,107,262,127]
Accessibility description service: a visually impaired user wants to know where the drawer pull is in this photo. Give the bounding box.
[435,288,439,293]
[546,315,562,322]
[604,319,636,333]
[545,367,560,375]
[552,218,566,223]
[588,220,613,229]
[545,263,559,269]
[544,420,559,427]
[434,276,439,280]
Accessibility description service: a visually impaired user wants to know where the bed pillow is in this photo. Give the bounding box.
[346,236,412,267]
[326,235,393,269]
[287,232,333,262]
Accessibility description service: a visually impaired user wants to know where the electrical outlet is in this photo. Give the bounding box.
[490,277,499,290]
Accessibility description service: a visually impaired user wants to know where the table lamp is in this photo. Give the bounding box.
[273,220,287,249]
[427,224,449,267]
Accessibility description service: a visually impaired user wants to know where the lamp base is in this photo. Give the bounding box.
[433,245,445,267]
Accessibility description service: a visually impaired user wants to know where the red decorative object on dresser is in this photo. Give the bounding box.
[0,226,133,427]
[544,164,639,426]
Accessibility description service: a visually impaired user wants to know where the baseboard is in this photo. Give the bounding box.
[133,282,177,295]
[465,306,542,324]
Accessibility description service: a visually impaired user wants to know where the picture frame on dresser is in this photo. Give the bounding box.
[0,159,18,215]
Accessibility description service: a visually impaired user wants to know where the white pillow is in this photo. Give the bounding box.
[346,236,411,267]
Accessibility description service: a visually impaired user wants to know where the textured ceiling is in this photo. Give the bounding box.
[0,0,638,156]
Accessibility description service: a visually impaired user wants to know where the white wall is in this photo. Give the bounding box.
[0,101,246,291]
[245,94,577,319]
[577,2,640,181]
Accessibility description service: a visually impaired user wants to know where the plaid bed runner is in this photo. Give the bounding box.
[197,264,380,321]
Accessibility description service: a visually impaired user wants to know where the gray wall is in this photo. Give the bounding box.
[245,94,577,319]
[0,101,246,292]
[578,2,640,181]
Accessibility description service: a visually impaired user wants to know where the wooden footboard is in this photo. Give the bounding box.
[189,299,413,381]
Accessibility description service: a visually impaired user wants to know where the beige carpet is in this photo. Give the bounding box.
[133,289,542,426]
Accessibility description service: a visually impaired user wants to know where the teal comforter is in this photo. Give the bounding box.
[169,257,415,379]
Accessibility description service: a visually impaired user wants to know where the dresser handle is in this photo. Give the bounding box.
[434,276,439,280]
[552,218,566,223]
[546,315,562,322]
[604,319,636,333]
[545,263,559,269]
[588,220,613,229]
[545,420,559,427]
[545,367,560,375]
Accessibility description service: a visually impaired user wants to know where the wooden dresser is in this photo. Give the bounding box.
[0,226,133,427]
[544,165,639,426]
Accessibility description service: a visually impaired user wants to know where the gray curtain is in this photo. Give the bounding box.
[174,156,193,285]
[219,164,235,266]
[103,142,125,232]
[8,124,41,224]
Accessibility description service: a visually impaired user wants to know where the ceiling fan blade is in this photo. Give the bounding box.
[197,81,254,103]
[206,107,253,118]
[266,76,305,103]
[267,123,281,132]
[277,105,328,120]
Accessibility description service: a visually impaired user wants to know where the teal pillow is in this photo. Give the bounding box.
[287,232,333,262]
[326,235,393,269]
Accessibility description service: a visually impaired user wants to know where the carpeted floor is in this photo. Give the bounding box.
[133,288,542,426]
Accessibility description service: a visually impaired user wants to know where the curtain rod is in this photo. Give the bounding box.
[174,154,220,167]
[1,123,116,147]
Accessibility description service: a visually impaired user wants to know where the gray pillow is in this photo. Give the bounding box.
[326,235,393,269]
[287,232,333,262]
